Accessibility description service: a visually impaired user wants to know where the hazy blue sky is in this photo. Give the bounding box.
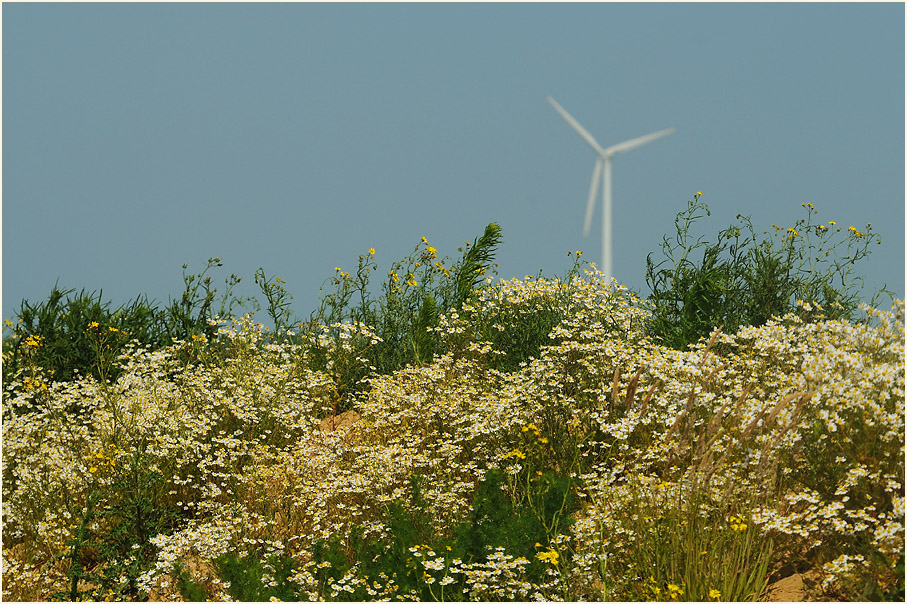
[3,2,904,325]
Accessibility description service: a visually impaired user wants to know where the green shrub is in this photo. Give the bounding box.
[309,469,577,601]
[3,258,251,394]
[172,561,208,602]
[646,195,885,349]
[50,447,184,602]
[298,223,503,411]
[3,285,160,387]
[215,551,300,602]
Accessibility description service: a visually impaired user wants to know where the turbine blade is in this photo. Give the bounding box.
[605,127,676,155]
[584,159,602,237]
[547,97,609,157]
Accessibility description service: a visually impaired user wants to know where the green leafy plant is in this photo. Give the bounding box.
[452,222,503,309]
[299,224,503,411]
[308,469,577,601]
[437,251,591,374]
[365,222,503,371]
[254,268,295,335]
[3,285,160,388]
[214,551,300,602]
[162,257,253,346]
[646,194,884,349]
[172,561,208,602]
[49,445,183,601]
[3,259,253,394]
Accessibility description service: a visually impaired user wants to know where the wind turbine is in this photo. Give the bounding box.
[547,96,675,282]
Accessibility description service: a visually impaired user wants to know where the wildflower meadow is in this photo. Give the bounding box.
[2,198,903,601]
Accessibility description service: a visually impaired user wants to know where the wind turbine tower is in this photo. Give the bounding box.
[548,96,675,282]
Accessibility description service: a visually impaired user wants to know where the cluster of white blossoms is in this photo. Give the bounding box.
[2,266,902,601]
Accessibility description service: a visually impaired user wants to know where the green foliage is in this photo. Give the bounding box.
[173,550,304,602]
[3,285,161,387]
[300,224,503,410]
[2,224,506,409]
[52,448,183,601]
[367,222,504,370]
[162,257,252,344]
[3,259,252,394]
[884,553,905,601]
[215,551,300,602]
[457,253,587,373]
[310,475,439,600]
[90,453,182,600]
[459,468,576,567]
[254,268,294,335]
[56,488,102,602]
[646,195,884,349]
[454,222,503,309]
[172,561,208,602]
[310,469,576,601]
[349,476,441,600]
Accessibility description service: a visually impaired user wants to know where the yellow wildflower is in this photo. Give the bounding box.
[502,448,526,460]
[536,548,559,565]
